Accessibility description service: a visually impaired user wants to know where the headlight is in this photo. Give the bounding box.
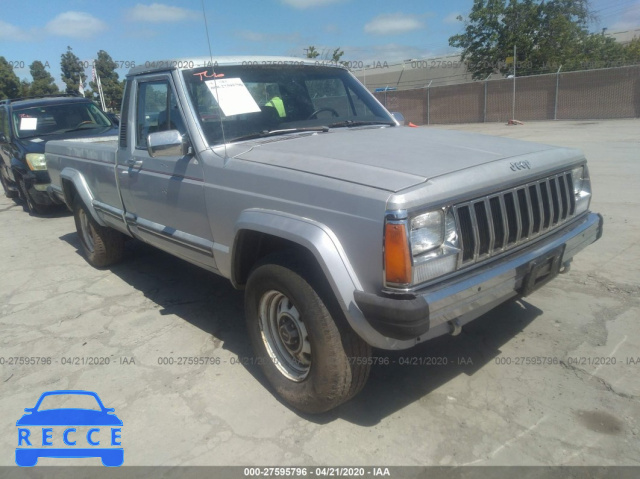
[385,208,460,289]
[571,165,591,215]
[25,153,47,171]
[411,211,444,255]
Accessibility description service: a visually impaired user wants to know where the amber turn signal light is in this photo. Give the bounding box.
[384,222,411,285]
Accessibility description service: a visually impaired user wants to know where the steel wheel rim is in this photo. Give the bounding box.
[259,290,311,382]
[78,209,95,253]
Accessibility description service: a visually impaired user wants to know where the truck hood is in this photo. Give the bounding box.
[232,126,581,192]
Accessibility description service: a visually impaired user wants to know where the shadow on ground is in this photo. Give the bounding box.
[60,233,543,425]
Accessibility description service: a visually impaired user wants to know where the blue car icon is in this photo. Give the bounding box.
[16,390,123,467]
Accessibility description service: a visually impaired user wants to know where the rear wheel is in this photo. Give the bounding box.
[245,253,371,414]
[73,196,125,267]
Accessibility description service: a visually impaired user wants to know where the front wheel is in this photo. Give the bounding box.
[18,178,51,215]
[245,254,371,414]
[73,196,125,267]
[1,174,18,199]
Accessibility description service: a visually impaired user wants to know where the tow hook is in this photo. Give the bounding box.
[449,318,462,336]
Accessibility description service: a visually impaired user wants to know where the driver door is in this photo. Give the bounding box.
[118,75,216,269]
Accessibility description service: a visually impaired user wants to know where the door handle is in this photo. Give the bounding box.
[127,159,143,169]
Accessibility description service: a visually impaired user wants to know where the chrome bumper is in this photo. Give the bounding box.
[355,212,603,347]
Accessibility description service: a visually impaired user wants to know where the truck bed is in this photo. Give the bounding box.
[46,137,122,222]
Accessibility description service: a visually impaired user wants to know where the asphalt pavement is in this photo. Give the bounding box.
[0,119,638,469]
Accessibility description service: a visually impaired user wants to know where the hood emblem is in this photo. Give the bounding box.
[510,160,531,171]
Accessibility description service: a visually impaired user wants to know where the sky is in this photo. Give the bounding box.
[1,0,639,89]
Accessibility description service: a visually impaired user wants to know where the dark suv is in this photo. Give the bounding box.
[0,95,118,214]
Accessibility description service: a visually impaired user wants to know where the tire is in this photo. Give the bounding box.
[73,196,125,267]
[245,253,371,414]
[0,173,18,199]
[18,177,51,215]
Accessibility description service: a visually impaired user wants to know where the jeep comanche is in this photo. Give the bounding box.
[44,57,603,413]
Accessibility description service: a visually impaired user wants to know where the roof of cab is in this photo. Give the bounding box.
[126,56,346,77]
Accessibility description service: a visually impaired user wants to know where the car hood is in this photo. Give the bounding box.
[231,126,580,192]
[16,409,123,426]
[17,127,119,154]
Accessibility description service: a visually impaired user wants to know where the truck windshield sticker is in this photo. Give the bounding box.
[20,117,38,130]
[204,78,261,117]
[193,70,224,81]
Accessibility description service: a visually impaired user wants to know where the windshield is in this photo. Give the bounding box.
[36,393,102,411]
[12,101,113,139]
[181,65,394,145]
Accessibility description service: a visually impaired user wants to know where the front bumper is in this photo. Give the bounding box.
[355,212,603,342]
[22,172,54,206]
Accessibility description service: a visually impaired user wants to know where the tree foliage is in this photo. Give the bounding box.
[305,46,345,64]
[449,0,633,79]
[60,46,86,94]
[29,61,58,96]
[331,47,345,63]
[305,46,320,58]
[0,56,21,100]
[20,79,31,98]
[89,50,124,111]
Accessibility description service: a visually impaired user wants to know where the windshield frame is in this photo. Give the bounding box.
[181,64,396,147]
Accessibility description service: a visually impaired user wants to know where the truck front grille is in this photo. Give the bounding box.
[453,171,576,266]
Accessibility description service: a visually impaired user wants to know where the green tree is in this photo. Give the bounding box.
[29,61,59,96]
[20,79,31,98]
[305,46,320,58]
[0,56,21,100]
[449,0,627,78]
[60,46,86,94]
[331,47,344,63]
[623,36,640,63]
[89,50,124,111]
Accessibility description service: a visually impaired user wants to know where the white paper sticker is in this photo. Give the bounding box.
[205,78,261,117]
[20,117,38,130]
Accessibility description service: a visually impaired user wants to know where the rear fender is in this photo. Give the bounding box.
[60,168,106,226]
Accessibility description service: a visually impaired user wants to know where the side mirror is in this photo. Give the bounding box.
[390,112,405,126]
[147,130,191,158]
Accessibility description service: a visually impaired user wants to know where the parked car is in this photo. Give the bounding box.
[45,57,603,413]
[0,94,118,214]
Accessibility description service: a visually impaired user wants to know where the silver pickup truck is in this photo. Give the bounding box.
[45,57,603,413]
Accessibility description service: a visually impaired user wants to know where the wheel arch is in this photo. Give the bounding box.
[231,209,407,349]
[60,168,106,226]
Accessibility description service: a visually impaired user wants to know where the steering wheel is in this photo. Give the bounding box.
[307,107,340,120]
[75,121,94,128]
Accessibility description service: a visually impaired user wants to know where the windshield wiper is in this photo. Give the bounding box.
[230,126,329,143]
[328,120,395,128]
[65,125,102,133]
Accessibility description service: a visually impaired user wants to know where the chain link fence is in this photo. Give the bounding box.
[374,65,640,125]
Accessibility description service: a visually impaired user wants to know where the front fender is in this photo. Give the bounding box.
[233,209,416,350]
[59,168,106,226]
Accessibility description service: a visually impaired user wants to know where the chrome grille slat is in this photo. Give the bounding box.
[512,189,523,243]
[453,170,578,267]
[498,195,509,248]
[468,204,481,262]
[534,183,544,235]
[484,198,495,253]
